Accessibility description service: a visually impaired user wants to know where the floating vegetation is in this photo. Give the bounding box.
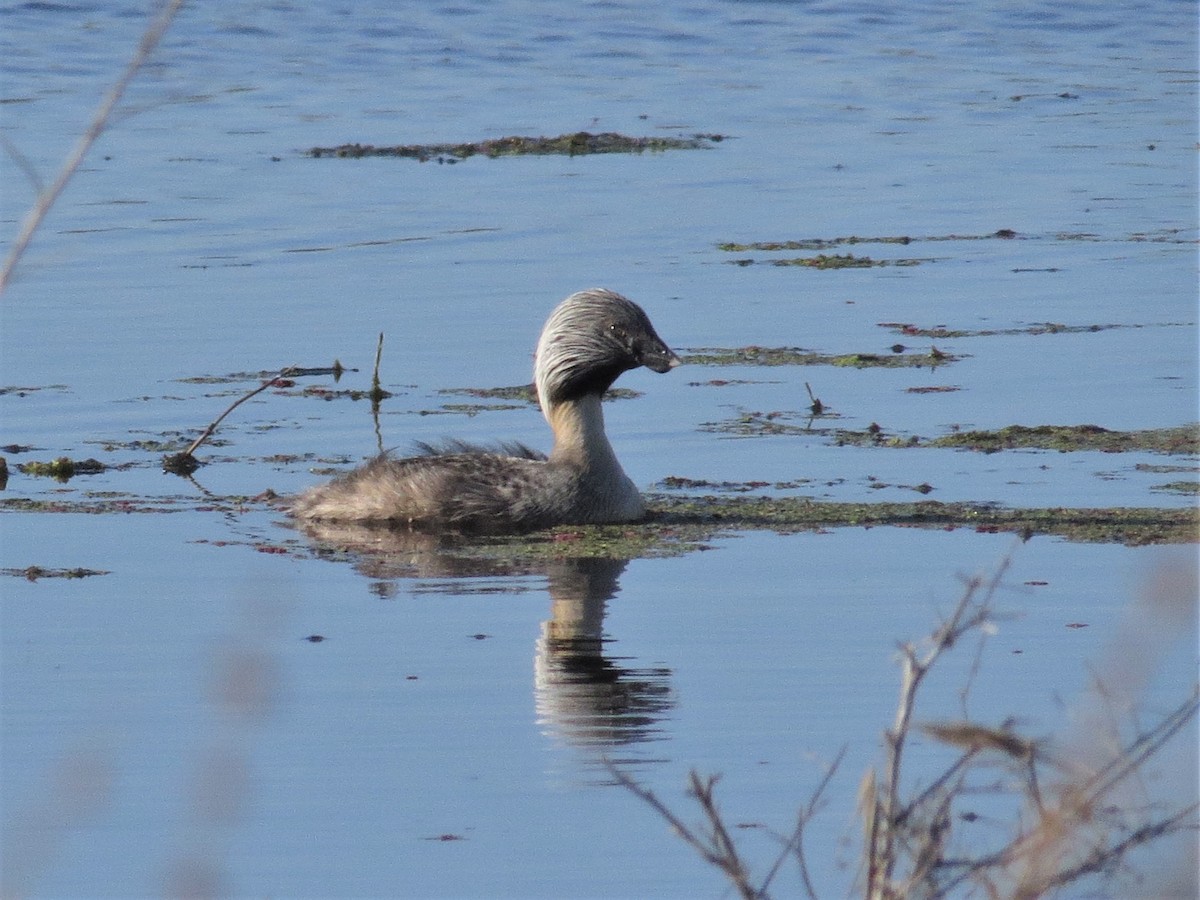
[0,384,70,396]
[3,490,1193,549]
[835,427,921,448]
[3,565,110,580]
[299,384,393,402]
[700,409,817,437]
[648,496,1196,546]
[0,492,275,516]
[90,436,196,453]
[659,475,813,492]
[307,132,726,161]
[698,414,925,444]
[718,229,1196,269]
[458,498,1198,555]
[929,424,1199,455]
[437,384,640,404]
[1136,463,1198,475]
[717,231,1012,267]
[728,253,932,269]
[694,417,1198,455]
[686,378,778,388]
[681,346,956,368]
[16,456,106,481]
[1152,481,1199,495]
[718,235,929,252]
[440,384,537,403]
[423,402,527,417]
[717,228,1194,251]
[878,321,1191,339]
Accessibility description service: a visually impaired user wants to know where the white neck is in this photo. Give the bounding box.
[545,393,623,475]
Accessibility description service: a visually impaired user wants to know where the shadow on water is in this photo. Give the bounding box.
[297,522,674,759]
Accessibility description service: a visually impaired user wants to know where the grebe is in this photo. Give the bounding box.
[291,288,679,532]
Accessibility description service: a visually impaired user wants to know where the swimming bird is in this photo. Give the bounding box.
[291,288,679,532]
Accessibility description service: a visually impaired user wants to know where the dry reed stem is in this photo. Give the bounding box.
[613,550,1198,899]
[867,557,1010,898]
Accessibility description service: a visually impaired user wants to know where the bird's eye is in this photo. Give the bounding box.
[609,323,628,341]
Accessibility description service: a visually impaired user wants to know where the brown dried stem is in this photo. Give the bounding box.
[163,367,296,474]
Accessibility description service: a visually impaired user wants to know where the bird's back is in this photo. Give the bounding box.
[291,443,638,532]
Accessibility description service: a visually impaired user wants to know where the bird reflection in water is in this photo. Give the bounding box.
[535,556,672,752]
[298,522,675,757]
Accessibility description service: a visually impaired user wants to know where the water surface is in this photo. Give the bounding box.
[2,1,1196,896]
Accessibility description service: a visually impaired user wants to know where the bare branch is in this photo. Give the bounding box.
[163,367,298,474]
[610,552,1196,900]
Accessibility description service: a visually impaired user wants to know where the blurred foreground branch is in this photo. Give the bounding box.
[0,0,187,295]
[614,552,1199,898]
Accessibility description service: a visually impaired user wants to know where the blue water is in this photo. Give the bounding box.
[2,1,1197,897]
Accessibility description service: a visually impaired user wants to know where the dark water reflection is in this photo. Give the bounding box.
[535,556,673,751]
[299,522,674,752]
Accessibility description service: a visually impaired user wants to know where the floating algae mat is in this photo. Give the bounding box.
[414,498,1200,561]
[680,346,958,368]
[308,131,726,160]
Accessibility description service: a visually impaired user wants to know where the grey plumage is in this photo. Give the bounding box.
[290,289,679,532]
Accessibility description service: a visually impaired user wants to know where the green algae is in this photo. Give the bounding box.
[17,456,106,481]
[300,385,387,402]
[696,416,1199,455]
[878,321,1190,339]
[3,492,1193,552]
[0,492,273,516]
[307,131,726,161]
[647,495,1196,545]
[1151,481,1199,495]
[455,497,1198,559]
[929,424,1199,455]
[440,384,537,403]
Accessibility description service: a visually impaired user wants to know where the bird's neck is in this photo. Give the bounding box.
[545,393,623,476]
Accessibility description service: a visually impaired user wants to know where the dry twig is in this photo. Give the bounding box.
[611,550,1198,899]
[604,763,761,899]
[163,368,297,474]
